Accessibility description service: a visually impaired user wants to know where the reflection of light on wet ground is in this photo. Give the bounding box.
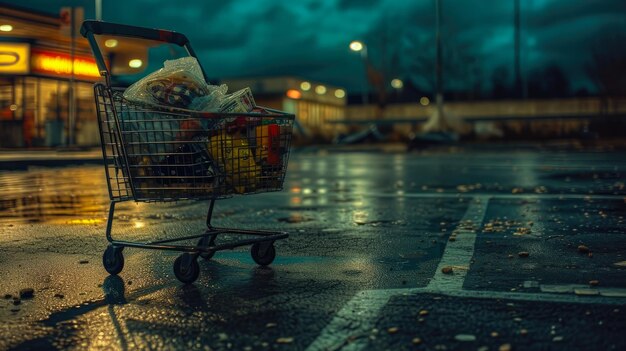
[0,166,110,224]
[290,197,302,205]
[66,218,105,225]
[290,186,302,193]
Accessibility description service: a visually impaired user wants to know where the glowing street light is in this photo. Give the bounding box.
[128,59,143,68]
[349,40,369,105]
[334,89,346,98]
[300,81,311,91]
[104,39,118,48]
[391,78,403,89]
[349,41,363,52]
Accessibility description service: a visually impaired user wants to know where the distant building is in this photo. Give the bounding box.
[222,77,347,141]
[0,3,148,148]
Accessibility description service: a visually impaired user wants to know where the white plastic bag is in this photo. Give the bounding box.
[123,57,226,109]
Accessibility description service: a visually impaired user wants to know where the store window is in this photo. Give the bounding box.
[0,78,15,120]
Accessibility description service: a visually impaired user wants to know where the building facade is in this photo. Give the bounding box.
[0,3,153,148]
[0,4,104,147]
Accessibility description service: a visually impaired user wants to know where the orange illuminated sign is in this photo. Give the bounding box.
[31,48,100,79]
[286,89,301,99]
[0,43,30,74]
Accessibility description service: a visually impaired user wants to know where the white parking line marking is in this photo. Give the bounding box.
[305,195,625,351]
[415,287,626,305]
[304,289,397,351]
[306,287,626,351]
[307,197,487,351]
[427,196,490,291]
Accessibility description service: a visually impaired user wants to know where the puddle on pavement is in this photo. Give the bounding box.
[0,166,198,225]
[0,166,110,224]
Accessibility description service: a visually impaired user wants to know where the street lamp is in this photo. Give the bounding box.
[349,40,369,105]
[391,78,403,90]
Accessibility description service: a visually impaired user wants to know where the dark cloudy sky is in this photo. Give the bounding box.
[10,0,626,94]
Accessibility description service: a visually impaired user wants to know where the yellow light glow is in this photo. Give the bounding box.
[0,24,13,32]
[128,59,143,68]
[391,78,403,89]
[104,39,118,48]
[300,81,311,91]
[420,96,430,106]
[67,218,103,225]
[9,104,17,111]
[0,43,29,74]
[286,89,302,99]
[133,221,145,229]
[315,85,327,95]
[31,50,100,78]
[334,89,346,98]
[349,40,363,52]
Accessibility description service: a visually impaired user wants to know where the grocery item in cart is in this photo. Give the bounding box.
[123,56,256,115]
[219,87,256,114]
[123,57,224,109]
[255,124,281,166]
[153,142,219,185]
[208,130,260,194]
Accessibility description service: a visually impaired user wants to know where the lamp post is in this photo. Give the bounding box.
[349,40,369,105]
[434,0,446,131]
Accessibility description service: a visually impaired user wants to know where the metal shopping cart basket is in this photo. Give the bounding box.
[81,21,294,284]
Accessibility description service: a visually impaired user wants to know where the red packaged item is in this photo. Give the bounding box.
[255,124,280,165]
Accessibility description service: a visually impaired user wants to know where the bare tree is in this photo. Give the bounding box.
[585,26,626,113]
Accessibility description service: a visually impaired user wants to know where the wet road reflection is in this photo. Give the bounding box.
[0,166,109,224]
[0,151,624,225]
[1,150,626,351]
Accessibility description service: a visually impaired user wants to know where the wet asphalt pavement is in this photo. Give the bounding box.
[1,146,626,350]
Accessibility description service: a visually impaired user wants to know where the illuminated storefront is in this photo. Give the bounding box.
[0,4,104,148]
[0,4,158,148]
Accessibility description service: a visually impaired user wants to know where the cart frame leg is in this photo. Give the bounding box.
[106,201,117,243]
[103,199,287,253]
[206,199,216,229]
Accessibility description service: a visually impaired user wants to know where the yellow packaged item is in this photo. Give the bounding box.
[208,131,260,194]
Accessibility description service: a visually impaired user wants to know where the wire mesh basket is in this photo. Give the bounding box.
[95,84,294,202]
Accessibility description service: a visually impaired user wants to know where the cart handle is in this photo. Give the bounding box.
[80,20,206,80]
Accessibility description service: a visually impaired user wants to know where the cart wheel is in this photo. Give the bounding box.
[173,253,199,284]
[251,242,276,266]
[198,236,216,260]
[103,245,124,275]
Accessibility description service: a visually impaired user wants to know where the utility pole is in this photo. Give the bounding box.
[69,6,75,146]
[435,0,446,131]
[95,0,102,20]
[514,0,522,98]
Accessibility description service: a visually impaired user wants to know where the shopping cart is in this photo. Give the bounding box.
[81,21,295,284]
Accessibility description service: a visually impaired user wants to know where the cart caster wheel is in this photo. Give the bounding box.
[173,253,199,284]
[103,245,124,275]
[251,242,276,266]
[198,236,215,260]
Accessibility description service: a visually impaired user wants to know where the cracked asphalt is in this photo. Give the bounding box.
[1,146,625,350]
